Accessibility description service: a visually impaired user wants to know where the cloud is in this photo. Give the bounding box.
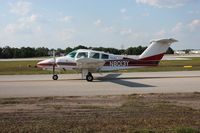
[94,19,102,26]
[9,0,32,15]
[142,12,150,17]
[35,26,42,33]
[189,19,200,31]
[62,16,72,22]
[169,20,200,35]
[119,28,147,39]
[94,19,115,33]
[103,26,114,33]
[120,28,133,36]
[122,16,131,20]
[188,10,200,14]
[6,1,40,34]
[4,14,40,34]
[136,0,191,8]
[171,22,183,33]
[120,8,131,20]
[155,29,166,37]
[4,22,31,34]
[120,8,127,13]
[30,14,38,22]
[59,29,76,41]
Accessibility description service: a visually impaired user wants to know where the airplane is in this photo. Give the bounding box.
[37,38,178,82]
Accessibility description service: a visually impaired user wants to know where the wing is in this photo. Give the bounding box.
[76,58,105,69]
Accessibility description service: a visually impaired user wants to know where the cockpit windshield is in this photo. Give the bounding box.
[66,51,77,58]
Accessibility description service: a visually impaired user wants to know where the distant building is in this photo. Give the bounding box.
[174,50,186,55]
[189,50,200,54]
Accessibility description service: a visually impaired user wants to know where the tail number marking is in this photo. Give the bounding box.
[110,61,129,67]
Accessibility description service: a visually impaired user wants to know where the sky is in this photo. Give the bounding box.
[0,0,200,50]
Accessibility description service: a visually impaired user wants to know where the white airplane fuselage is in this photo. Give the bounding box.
[37,49,159,71]
[37,38,178,81]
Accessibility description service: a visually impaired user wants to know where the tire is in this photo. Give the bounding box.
[52,75,58,80]
[86,74,93,82]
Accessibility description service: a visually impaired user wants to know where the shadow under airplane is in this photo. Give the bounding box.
[95,73,155,88]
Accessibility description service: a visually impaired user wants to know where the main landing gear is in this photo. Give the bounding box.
[52,74,58,80]
[86,72,93,82]
[52,62,58,80]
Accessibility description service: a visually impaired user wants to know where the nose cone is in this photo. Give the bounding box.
[37,58,54,68]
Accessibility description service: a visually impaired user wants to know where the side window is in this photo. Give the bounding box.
[90,52,100,59]
[76,52,88,58]
[101,54,109,59]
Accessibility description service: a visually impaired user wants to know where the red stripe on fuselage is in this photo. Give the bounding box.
[37,62,76,68]
[140,53,165,61]
[37,63,54,66]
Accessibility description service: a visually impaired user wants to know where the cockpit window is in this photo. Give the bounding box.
[90,52,100,59]
[67,51,77,58]
[77,52,88,58]
[101,54,109,59]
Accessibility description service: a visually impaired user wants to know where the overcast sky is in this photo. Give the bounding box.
[0,0,200,50]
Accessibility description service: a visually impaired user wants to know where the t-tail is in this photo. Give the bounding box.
[139,38,178,62]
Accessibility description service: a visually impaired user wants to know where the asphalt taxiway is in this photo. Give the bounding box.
[0,71,199,98]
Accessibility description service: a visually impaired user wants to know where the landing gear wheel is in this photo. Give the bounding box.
[52,74,58,80]
[86,72,93,82]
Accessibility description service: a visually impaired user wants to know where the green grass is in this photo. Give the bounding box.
[0,60,48,75]
[175,127,200,133]
[0,60,75,75]
[0,57,200,75]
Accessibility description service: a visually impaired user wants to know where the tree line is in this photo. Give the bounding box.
[0,45,174,59]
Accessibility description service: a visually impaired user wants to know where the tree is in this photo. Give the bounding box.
[13,48,21,58]
[56,48,65,56]
[65,47,73,55]
[2,46,13,58]
[119,49,126,55]
[20,47,27,57]
[184,49,190,54]
[25,47,36,57]
[0,44,175,58]
[166,47,174,54]
[73,45,88,50]
[0,47,2,58]
[92,47,104,52]
[125,46,147,55]
[35,47,49,57]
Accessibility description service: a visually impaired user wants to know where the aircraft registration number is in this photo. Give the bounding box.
[110,61,129,67]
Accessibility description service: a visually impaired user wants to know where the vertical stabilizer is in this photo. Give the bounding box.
[139,38,178,61]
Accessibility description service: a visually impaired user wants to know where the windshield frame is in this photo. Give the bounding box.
[66,50,77,58]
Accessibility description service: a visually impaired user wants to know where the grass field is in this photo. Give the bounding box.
[0,93,199,133]
[0,57,200,75]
